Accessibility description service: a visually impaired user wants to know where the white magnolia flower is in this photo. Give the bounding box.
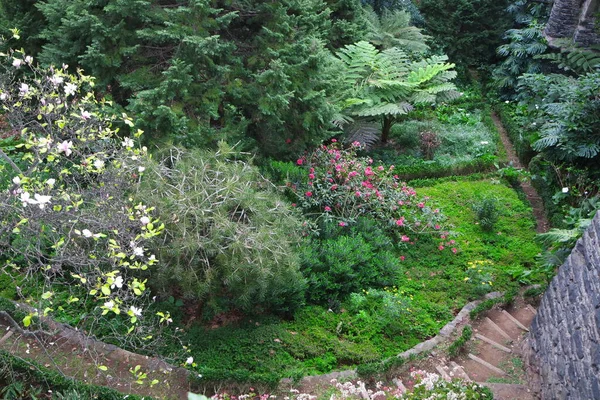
[25,55,33,64]
[186,357,194,365]
[111,276,124,289]
[140,216,150,225]
[19,83,29,95]
[46,178,56,186]
[34,193,52,209]
[64,82,77,96]
[82,229,93,238]
[12,176,20,185]
[94,159,105,169]
[130,306,142,317]
[81,110,92,120]
[138,166,145,173]
[57,140,73,156]
[104,300,114,309]
[20,192,32,206]
[12,58,22,68]
[122,137,134,148]
[0,92,7,101]
[562,187,569,193]
[49,75,64,86]
[133,247,144,257]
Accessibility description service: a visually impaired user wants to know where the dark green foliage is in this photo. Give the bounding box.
[493,22,548,92]
[0,0,46,53]
[473,196,500,231]
[418,0,512,65]
[517,72,600,162]
[5,0,367,158]
[447,325,472,358]
[300,218,403,304]
[537,46,600,75]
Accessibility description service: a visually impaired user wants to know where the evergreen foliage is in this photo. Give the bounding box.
[3,0,367,158]
[418,0,512,65]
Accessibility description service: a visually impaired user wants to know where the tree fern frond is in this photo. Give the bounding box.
[354,102,413,117]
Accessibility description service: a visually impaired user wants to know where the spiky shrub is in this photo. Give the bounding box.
[419,130,441,160]
[138,144,306,316]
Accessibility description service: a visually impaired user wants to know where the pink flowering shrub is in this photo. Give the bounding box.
[295,141,446,239]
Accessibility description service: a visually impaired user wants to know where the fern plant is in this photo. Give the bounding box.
[334,41,459,142]
[536,45,600,76]
[364,6,430,54]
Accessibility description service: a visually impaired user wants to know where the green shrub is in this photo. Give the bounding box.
[139,143,306,316]
[473,197,500,231]
[300,218,403,304]
[447,325,472,358]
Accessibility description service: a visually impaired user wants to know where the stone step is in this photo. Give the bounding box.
[467,354,506,376]
[449,361,471,381]
[525,304,537,315]
[485,317,512,341]
[477,382,536,400]
[435,364,451,381]
[502,310,530,332]
[474,333,512,353]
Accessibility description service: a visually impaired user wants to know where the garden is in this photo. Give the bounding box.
[0,0,598,399]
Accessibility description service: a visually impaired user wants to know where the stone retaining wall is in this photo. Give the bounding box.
[527,212,600,400]
[545,0,600,47]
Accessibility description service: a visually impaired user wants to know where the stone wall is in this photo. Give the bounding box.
[527,212,600,400]
[545,0,600,47]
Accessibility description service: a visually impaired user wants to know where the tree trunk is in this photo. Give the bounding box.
[381,115,393,143]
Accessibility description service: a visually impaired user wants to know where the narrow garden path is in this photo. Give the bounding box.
[491,112,549,234]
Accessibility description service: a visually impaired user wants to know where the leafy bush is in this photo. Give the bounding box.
[300,218,403,304]
[138,144,306,316]
[473,197,500,231]
[517,72,600,163]
[447,325,472,358]
[295,141,446,233]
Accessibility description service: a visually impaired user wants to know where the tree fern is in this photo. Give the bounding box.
[364,6,430,55]
[334,40,458,141]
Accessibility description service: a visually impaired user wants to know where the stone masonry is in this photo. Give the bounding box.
[545,0,600,47]
[527,212,600,400]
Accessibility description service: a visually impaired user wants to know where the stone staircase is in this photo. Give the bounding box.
[433,301,539,400]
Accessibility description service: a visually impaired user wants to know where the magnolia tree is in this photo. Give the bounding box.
[0,48,173,352]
